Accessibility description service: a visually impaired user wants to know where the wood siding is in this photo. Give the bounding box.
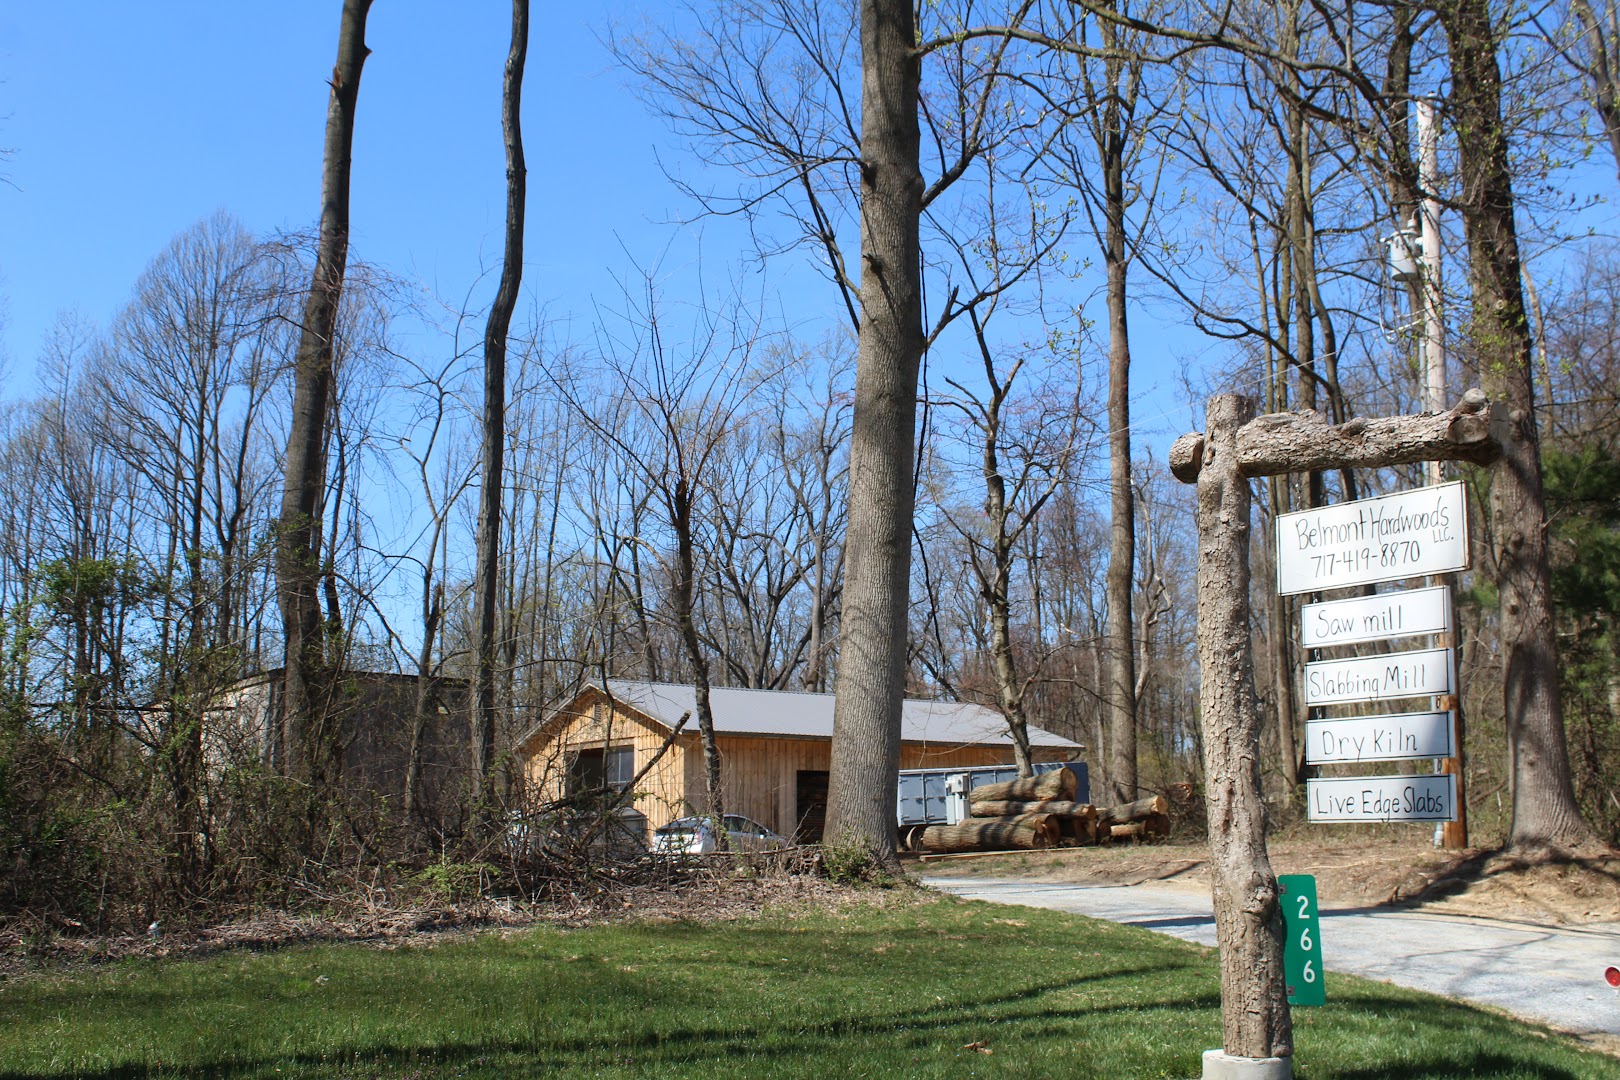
[518,688,689,827]
[517,686,1074,837]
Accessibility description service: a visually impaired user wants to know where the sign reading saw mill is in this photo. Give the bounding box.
[1299,585,1452,648]
[1276,481,1469,596]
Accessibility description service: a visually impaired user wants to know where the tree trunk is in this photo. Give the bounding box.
[1265,482,1301,790]
[403,574,442,829]
[1104,139,1137,804]
[1194,393,1292,1061]
[673,479,725,830]
[825,0,923,865]
[471,0,529,820]
[979,376,1036,776]
[1439,0,1597,851]
[1571,0,1620,185]
[276,0,372,787]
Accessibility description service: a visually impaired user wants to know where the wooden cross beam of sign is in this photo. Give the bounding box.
[1166,389,1502,1070]
[1168,387,1504,483]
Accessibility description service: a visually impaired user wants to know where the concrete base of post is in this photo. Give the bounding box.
[1201,1049,1293,1080]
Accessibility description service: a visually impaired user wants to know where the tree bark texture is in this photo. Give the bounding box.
[967,767,1077,806]
[970,799,1096,819]
[1104,134,1137,805]
[825,0,924,864]
[471,0,529,816]
[1193,393,1292,1061]
[1438,0,1596,851]
[1168,389,1501,483]
[276,0,372,786]
[918,814,1058,852]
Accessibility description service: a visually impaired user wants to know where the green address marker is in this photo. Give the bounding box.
[1279,873,1325,1006]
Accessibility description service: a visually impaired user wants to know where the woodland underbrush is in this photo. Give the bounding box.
[0,714,847,959]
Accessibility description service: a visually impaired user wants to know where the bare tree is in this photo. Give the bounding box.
[620,0,1063,860]
[925,337,1085,774]
[1032,1,1174,799]
[277,0,373,789]
[1564,0,1620,183]
[471,0,530,820]
[567,281,772,830]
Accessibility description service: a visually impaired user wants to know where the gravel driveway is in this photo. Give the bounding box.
[925,875,1620,1044]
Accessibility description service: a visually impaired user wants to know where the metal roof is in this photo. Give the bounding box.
[597,680,1081,749]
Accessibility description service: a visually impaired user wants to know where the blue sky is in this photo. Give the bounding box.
[0,3,799,386]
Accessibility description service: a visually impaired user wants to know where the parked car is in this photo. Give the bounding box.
[652,814,789,855]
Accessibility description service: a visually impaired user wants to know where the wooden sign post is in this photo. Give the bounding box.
[1169,389,1501,1076]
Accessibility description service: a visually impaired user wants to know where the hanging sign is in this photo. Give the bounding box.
[1276,482,1468,596]
[1305,711,1455,764]
[1299,585,1452,648]
[1303,647,1453,706]
[1307,773,1457,822]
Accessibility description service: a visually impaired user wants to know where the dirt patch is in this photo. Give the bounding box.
[908,836,1620,925]
[0,869,913,982]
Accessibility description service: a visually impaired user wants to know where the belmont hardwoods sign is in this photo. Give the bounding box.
[1305,711,1455,764]
[1307,774,1458,822]
[1303,646,1454,706]
[1299,585,1452,648]
[1276,481,1468,595]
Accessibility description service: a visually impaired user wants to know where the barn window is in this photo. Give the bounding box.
[568,746,634,794]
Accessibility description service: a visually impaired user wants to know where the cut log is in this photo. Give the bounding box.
[1096,795,1169,827]
[1142,812,1170,840]
[967,768,1077,806]
[1053,813,1097,845]
[1109,822,1145,841]
[916,813,1058,852]
[970,799,1095,818]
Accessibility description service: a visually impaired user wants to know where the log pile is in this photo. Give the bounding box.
[914,774,1172,854]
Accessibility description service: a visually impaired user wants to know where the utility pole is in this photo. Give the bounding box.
[1418,98,1469,850]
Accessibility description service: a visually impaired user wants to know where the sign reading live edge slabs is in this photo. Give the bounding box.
[1276,482,1468,596]
[1299,586,1451,649]
[1307,773,1457,823]
[1303,647,1454,706]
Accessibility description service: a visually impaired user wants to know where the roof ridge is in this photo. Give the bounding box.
[602,677,976,705]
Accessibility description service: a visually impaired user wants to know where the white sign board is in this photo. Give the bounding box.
[1305,711,1454,764]
[1276,482,1469,596]
[1307,774,1457,822]
[1300,586,1452,649]
[1303,647,1454,706]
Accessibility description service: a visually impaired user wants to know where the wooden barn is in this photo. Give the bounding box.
[514,680,1082,844]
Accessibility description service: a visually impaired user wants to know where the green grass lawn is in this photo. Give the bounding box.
[0,894,1612,1079]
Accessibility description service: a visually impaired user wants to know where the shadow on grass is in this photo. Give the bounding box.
[0,965,1217,1079]
[1317,1053,1588,1080]
[1293,991,1603,1080]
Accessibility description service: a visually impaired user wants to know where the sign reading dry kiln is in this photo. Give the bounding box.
[1279,483,1465,826]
